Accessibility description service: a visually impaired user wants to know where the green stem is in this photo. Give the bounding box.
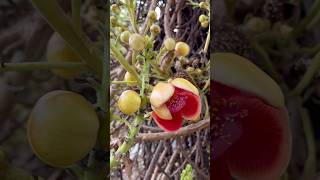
[111,80,137,84]
[299,44,320,57]
[72,0,81,30]
[110,115,144,168]
[31,0,102,77]
[110,44,142,84]
[289,51,320,96]
[132,50,137,66]
[150,61,167,78]
[299,99,316,180]
[126,0,139,33]
[291,0,320,38]
[84,4,109,180]
[0,62,86,72]
[249,39,282,82]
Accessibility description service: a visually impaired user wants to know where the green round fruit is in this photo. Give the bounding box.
[46,32,84,79]
[124,72,138,86]
[175,42,190,57]
[129,33,146,51]
[118,90,141,115]
[164,38,176,51]
[27,90,99,167]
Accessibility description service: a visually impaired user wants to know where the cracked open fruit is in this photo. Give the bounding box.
[27,90,99,167]
[46,32,84,79]
[150,78,201,132]
[211,53,291,180]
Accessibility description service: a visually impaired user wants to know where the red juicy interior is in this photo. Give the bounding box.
[211,81,289,179]
[153,87,200,131]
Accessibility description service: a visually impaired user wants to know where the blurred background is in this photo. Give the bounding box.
[0,0,104,179]
[212,0,320,179]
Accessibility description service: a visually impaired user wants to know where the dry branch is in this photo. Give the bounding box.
[136,119,209,141]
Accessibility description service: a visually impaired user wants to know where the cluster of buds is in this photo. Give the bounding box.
[199,14,209,28]
[110,3,198,132]
[244,16,293,41]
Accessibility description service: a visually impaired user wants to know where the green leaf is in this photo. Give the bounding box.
[180,164,193,180]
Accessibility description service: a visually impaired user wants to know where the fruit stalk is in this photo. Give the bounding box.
[299,98,316,180]
[83,8,110,180]
[31,0,103,78]
[110,115,144,168]
[290,51,320,96]
[110,44,141,84]
[291,0,320,38]
[0,62,86,72]
[203,26,210,53]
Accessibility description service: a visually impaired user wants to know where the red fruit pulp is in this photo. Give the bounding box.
[153,87,200,132]
[211,81,290,180]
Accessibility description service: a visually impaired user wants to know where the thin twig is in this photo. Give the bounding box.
[136,119,209,141]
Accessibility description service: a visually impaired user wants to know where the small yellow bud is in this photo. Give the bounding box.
[195,68,203,75]
[186,67,195,73]
[150,24,161,35]
[199,2,208,9]
[201,21,209,28]
[163,38,176,51]
[129,33,146,51]
[175,42,190,57]
[120,31,131,44]
[110,16,117,26]
[111,4,120,14]
[148,10,158,21]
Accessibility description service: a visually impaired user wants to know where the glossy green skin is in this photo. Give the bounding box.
[27,90,99,167]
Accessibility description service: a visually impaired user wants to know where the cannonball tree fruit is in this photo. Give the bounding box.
[46,32,84,79]
[150,78,201,132]
[175,42,190,57]
[124,71,138,86]
[211,52,291,180]
[27,90,99,167]
[164,38,176,51]
[118,90,141,115]
[129,33,146,51]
